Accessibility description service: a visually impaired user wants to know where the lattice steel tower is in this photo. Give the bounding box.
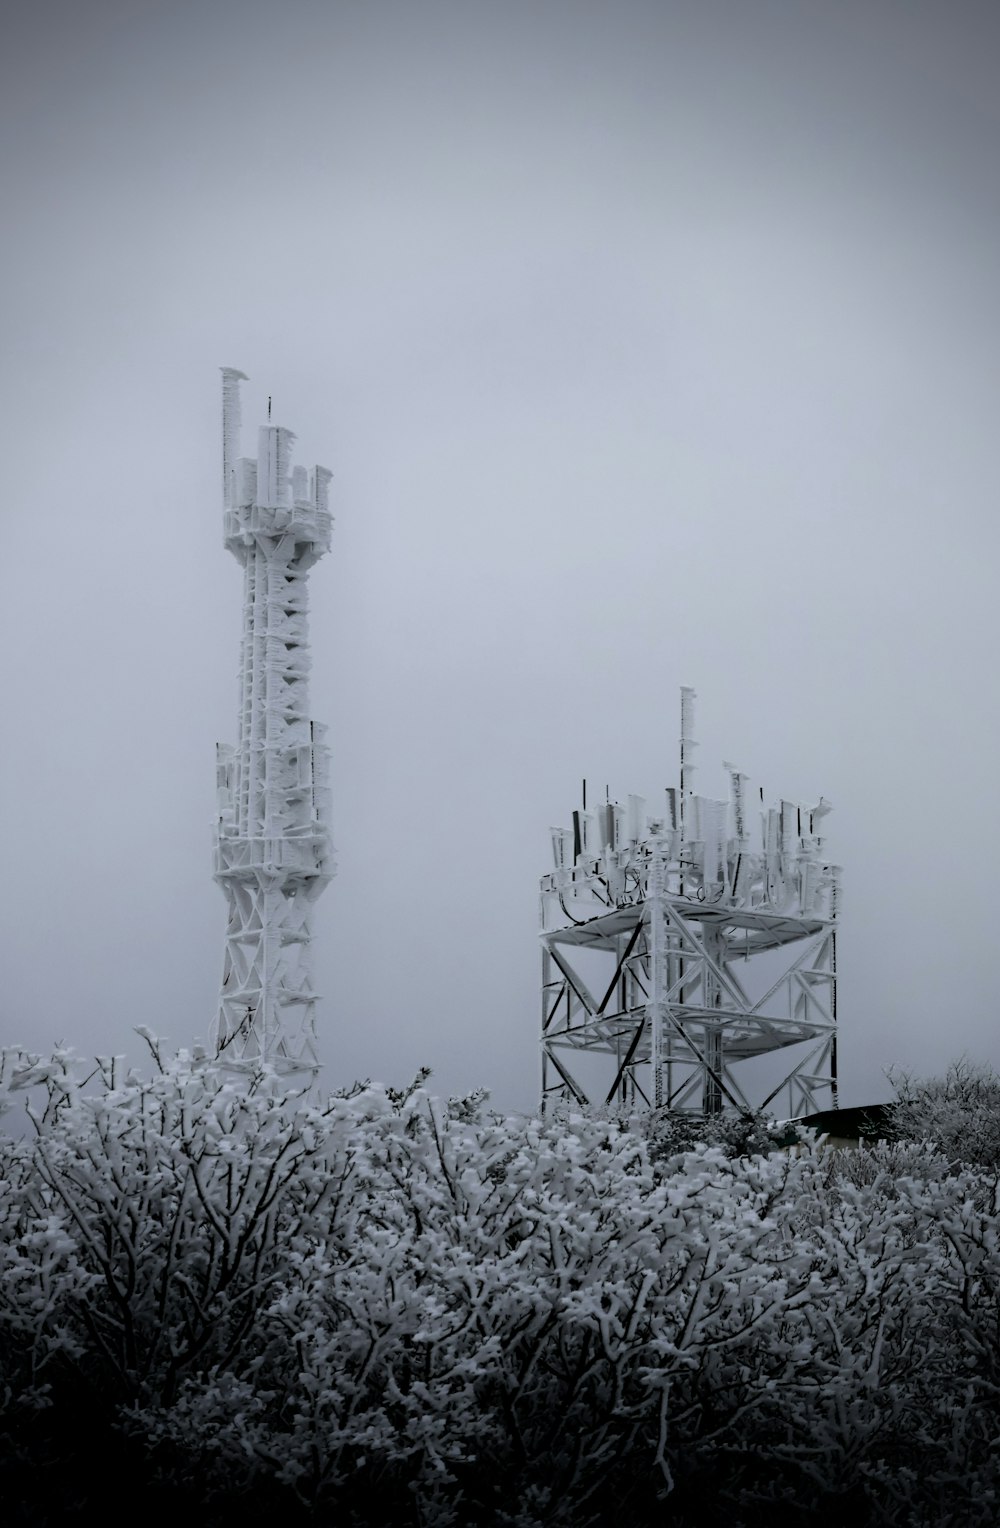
[540,690,840,1117]
[209,369,333,1075]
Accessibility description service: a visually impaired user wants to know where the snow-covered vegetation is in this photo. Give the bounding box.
[1,1041,999,1526]
[886,1057,1000,1171]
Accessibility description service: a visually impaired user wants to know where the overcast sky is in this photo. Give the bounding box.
[2,0,999,1113]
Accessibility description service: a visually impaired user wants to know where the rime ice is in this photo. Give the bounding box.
[209,369,333,1075]
[540,689,841,1117]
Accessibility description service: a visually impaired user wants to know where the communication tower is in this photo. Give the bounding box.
[209,369,334,1075]
[540,690,839,1116]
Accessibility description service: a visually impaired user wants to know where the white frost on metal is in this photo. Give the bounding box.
[540,689,841,1118]
[221,366,247,507]
[209,369,334,1076]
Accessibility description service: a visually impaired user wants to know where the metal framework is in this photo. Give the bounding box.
[540,690,840,1117]
[208,369,333,1075]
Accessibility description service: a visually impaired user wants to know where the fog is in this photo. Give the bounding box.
[2,0,999,1112]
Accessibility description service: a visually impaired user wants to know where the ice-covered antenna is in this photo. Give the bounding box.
[809,796,833,844]
[723,760,748,842]
[221,367,247,508]
[679,685,697,840]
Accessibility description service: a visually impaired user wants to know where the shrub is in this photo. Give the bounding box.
[887,1057,1000,1169]
[2,1041,999,1525]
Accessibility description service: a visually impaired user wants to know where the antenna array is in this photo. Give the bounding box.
[540,690,839,1116]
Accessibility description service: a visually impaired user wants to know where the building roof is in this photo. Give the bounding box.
[795,1103,896,1140]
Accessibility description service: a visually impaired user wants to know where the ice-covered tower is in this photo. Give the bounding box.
[209,369,334,1075]
[540,690,840,1118]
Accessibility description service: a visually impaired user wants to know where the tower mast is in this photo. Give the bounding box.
[540,691,840,1118]
[210,369,334,1075]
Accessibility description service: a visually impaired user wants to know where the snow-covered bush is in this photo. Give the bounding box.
[641,1104,788,1165]
[888,1057,1000,1169]
[2,1042,1000,1525]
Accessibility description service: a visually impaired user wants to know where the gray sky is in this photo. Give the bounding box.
[2,0,999,1112]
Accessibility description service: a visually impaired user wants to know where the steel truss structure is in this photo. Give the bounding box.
[540,690,840,1117]
[208,369,334,1076]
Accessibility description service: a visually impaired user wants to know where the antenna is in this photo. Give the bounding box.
[220,367,248,508]
[679,685,697,843]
